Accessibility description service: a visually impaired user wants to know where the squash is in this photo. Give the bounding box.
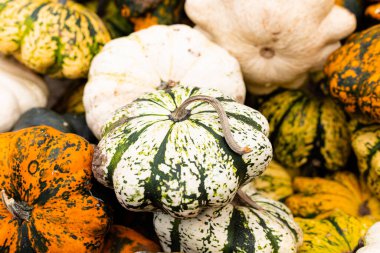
[240,161,294,201]
[185,0,356,95]
[153,191,302,252]
[324,25,380,122]
[101,225,161,253]
[0,0,111,79]
[296,210,369,253]
[351,123,380,200]
[93,85,272,218]
[0,55,48,132]
[357,222,380,253]
[365,2,380,22]
[0,126,111,252]
[12,108,96,143]
[84,24,246,139]
[259,88,350,175]
[115,0,185,31]
[285,171,380,220]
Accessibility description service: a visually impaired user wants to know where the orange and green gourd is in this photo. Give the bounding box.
[101,225,161,253]
[296,210,370,253]
[115,0,185,31]
[285,171,380,220]
[0,126,111,252]
[259,89,350,175]
[0,0,111,79]
[324,25,380,122]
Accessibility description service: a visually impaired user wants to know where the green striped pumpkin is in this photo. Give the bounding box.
[153,192,303,252]
[0,0,110,79]
[93,85,272,218]
[259,89,350,175]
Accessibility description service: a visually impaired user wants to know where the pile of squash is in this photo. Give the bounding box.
[0,0,379,252]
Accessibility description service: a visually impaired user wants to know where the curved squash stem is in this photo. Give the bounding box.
[237,189,263,211]
[170,95,252,155]
[1,190,32,221]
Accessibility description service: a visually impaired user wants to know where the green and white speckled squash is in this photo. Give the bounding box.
[0,0,111,79]
[259,89,350,175]
[153,192,303,252]
[93,85,272,218]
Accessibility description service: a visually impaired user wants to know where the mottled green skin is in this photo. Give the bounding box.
[259,90,350,175]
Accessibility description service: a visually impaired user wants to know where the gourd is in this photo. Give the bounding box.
[240,161,293,201]
[285,171,380,220]
[259,89,350,175]
[0,0,111,79]
[115,0,185,31]
[153,192,303,252]
[0,126,111,252]
[185,0,356,95]
[351,123,380,199]
[365,2,380,22]
[93,85,272,218]
[0,55,48,132]
[12,108,96,142]
[101,225,161,253]
[324,25,380,122]
[296,210,369,253]
[84,24,246,139]
[357,222,380,253]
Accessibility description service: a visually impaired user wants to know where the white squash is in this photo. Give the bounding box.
[0,56,48,132]
[185,0,356,94]
[357,222,380,253]
[83,24,246,139]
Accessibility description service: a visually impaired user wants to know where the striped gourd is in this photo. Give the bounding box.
[153,192,303,252]
[93,85,272,218]
[0,0,111,79]
[259,89,350,175]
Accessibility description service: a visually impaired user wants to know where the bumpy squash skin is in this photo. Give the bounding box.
[115,0,184,31]
[259,90,350,175]
[0,0,111,79]
[285,172,380,219]
[296,210,369,253]
[352,124,380,200]
[0,126,111,252]
[324,25,380,122]
[101,225,161,253]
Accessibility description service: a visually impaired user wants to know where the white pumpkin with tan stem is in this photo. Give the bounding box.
[357,222,380,253]
[0,56,48,132]
[185,0,357,94]
[83,24,246,139]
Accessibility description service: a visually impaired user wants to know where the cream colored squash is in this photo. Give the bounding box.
[83,24,246,139]
[185,0,357,94]
[357,222,380,253]
[0,56,48,132]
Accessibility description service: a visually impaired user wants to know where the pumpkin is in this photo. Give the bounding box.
[93,85,272,218]
[185,0,356,95]
[84,24,246,139]
[259,88,350,175]
[0,55,48,132]
[240,161,294,201]
[285,171,380,220]
[324,25,380,122]
[0,0,111,79]
[12,108,96,143]
[101,225,161,253]
[357,222,380,253]
[153,191,302,252]
[296,210,369,253]
[351,123,380,200]
[115,0,185,31]
[0,126,111,252]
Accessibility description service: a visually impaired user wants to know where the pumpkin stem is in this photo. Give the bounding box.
[1,190,33,221]
[170,95,252,155]
[236,189,263,211]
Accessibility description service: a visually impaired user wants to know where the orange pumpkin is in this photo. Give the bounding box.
[0,126,111,252]
[101,225,160,253]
